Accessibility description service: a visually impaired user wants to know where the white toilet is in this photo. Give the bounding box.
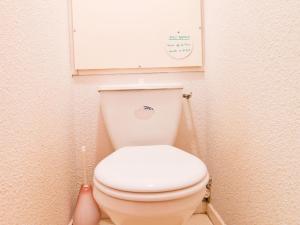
[93,83,209,225]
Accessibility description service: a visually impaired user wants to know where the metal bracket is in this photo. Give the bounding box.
[183,92,192,100]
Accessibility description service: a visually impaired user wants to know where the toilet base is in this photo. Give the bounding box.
[93,188,206,225]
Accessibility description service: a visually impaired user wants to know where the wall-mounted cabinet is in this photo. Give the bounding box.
[69,0,204,75]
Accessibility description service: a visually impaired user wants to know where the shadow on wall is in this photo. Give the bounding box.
[96,107,114,162]
[176,99,205,159]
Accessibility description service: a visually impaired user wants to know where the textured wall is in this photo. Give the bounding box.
[2,1,299,224]
[204,0,300,224]
[0,1,76,225]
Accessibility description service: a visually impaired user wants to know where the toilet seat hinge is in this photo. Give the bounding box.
[203,176,212,203]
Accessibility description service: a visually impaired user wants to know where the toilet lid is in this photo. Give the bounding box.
[94,145,208,193]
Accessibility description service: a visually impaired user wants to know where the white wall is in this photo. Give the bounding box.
[205,0,300,224]
[0,1,76,224]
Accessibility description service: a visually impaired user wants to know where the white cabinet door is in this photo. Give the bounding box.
[71,0,203,74]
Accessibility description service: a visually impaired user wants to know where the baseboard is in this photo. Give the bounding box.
[68,219,73,225]
[207,203,227,225]
[69,204,223,225]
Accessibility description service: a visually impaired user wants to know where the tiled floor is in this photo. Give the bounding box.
[99,213,213,225]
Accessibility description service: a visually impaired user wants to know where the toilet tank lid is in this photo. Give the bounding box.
[98,83,184,91]
[94,145,208,193]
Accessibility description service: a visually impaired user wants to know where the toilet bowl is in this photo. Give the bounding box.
[93,145,209,225]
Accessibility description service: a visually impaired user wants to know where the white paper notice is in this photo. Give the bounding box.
[166,32,193,59]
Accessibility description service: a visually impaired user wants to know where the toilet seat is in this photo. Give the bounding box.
[94,173,209,202]
[94,145,208,201]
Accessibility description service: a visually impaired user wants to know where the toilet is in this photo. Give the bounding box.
[93,83,209,225]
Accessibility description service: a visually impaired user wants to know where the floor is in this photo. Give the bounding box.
[99,214,213,225]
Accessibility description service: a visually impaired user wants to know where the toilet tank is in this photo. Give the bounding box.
[99,83,183,149]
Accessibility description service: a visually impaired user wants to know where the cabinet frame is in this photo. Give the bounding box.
[68,0,205,76]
